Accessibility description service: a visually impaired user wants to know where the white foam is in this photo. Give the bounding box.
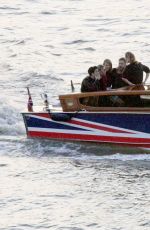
[0,97,25,136]
[73,152,150,162]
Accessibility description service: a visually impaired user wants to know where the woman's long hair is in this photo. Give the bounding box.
[125,52,136,64]
[103,59,112,71]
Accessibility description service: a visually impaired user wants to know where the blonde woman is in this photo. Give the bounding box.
[122,52,150,85]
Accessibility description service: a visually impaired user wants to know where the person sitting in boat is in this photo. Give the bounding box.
[81,66,106,92]
[102,58,126,106]
[109,58,129,106]
[103,59,113,89]
[122,52,150,86]
[111,57,127,89]
[97,64,107,90]
[97,64,120,106]
[81,66,107,106]
[122,52,150,106]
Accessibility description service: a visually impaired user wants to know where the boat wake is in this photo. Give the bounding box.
[0,97,24,136]
[0,135,150,161]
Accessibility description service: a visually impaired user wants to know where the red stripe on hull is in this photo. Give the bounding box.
[32,113,50,118]
[30,114,132,134]
[28,131,150,147]
[69,120,132,134]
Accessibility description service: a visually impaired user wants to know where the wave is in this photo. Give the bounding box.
[41,11,56,15]
[0,163,7,167]
[0,6,20,10]
[79,47,95,51]
[44,44,55,48]
[86,17,119,22]
[51,53,62,56]
[13,71,64,105]
[57,27,69,31]
[9,54,17,58]
[0,63,12,72]
[0,138,80,158]
[122,33,131,36]
[97,28,112,32]
[12,138,150,158]
[11,11,29,15]
[64,40,95,45]
[18,72,64,89]
[15,40,26,45]
[0,133,149,159]
[0,97,24,136]
[1,39,26,45]
[130,18,150,22]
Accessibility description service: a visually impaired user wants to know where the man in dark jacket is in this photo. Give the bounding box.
[81,66,107,106]
[111,57,127,89]
[81,66,106,92]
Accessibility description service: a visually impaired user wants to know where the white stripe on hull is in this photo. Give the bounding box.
[27,127,150,139]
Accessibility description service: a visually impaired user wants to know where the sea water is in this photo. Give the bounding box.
[0,0,150,229]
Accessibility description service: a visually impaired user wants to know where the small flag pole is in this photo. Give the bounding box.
[71,80,75,92]
[43,93,49,111]
[27,87,33,112]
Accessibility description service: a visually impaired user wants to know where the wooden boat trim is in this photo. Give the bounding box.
[59,89,150,99]
[59,85,150,112]
[79,105,150,112]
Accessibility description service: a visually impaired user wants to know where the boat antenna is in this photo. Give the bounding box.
[71,80,75,92]
[27,87,33,112]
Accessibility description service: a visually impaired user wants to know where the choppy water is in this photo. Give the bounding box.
[0,0,150,229]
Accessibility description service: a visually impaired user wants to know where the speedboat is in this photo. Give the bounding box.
[22,84,150,150]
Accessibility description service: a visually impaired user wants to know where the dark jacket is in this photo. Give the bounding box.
[123,62,150,84]
[81,76,106,92]
[106,70,113,87]
[111,68,126,89]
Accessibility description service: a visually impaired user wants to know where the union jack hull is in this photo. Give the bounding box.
[22,111,150,149]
